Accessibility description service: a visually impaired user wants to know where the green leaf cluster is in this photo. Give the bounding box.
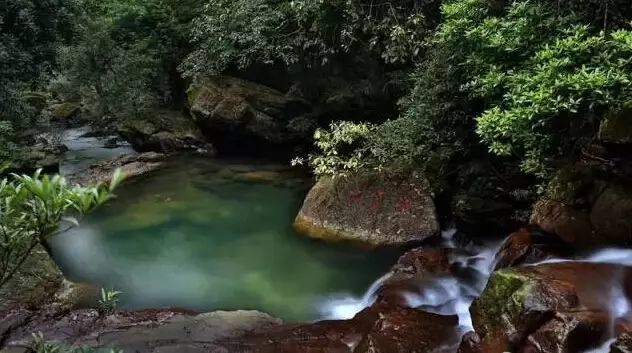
[0,169,121,290]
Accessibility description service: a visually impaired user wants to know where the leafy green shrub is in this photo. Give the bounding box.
[368,0,632,179]
[0,169,123,290]
[293,121,377,177]
[182,0,440,78]
[97,288,122,316]
[55,0,205,119]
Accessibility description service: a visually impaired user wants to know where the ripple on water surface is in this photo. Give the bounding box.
[50,159,398,321]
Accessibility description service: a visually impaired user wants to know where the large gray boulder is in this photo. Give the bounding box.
[294,172,439,246]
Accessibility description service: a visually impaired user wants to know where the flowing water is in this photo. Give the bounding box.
[60,127,135,175]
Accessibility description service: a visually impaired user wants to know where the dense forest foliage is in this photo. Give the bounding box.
[2,0,632,183]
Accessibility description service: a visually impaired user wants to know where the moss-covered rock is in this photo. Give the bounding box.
[469,262,630,353]
[21,91,48,113]
[186,76,313,153]
[116,109,214,154]
[50,102,80,121]
[0,245,64,311]
[294,171,439,246]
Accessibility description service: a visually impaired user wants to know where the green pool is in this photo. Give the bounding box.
[50,159,397,321]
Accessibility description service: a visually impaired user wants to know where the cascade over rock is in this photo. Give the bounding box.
[466,262,632,353]
[294,172,439,246]
[493,227,569,270]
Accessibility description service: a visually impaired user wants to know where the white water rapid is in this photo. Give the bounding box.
[319,228,501,332]
[320,229,632,352]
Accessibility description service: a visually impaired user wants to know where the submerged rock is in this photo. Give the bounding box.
[294,172,439,246]
[187,76,312,153]
[467,262,631,353]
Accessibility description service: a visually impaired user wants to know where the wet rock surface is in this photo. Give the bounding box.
[1,309,282,353]
[294,172,439,246]
[612,332,632,353]
[67,152,166,185]
[375,247,453,306]
[493,227,569,270]
[1,304,459,353]
[468,262,632,353]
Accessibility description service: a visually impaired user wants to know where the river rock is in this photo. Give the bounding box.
[493,227,569,270]
[117,109,214,154]
[468,262,631,353]
[294,172,439,246]
[187,76,313,153]
[354,307,458,353]
[531,165,632,248]
[0,245,64,312]
[2,309,282,353]
[1,305,460,353]
[376,248,452,306]
[68,152,165,185]
[227,304,458,353]
[451,160,534,235]
[612,332,632,353]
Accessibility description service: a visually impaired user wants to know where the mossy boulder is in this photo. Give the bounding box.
[116,109,214,154]
[21,91,48,113]
[469,263,631,353]
[294,172,439,246]
[186,76,313,153]
[0,245,64,311]
[50,102,80,121]
[9,144,63,175]
[599,103,632,145]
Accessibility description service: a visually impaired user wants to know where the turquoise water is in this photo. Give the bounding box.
[50,159,397,321]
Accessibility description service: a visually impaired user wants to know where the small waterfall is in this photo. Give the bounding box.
[320,228,632,352]
[318,228,501,330]
[318,273,394,320]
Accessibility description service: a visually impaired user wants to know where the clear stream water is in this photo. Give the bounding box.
[52,133,398,321]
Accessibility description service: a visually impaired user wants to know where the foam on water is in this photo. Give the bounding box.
[319,228,500,331]
[322,230,632,352]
